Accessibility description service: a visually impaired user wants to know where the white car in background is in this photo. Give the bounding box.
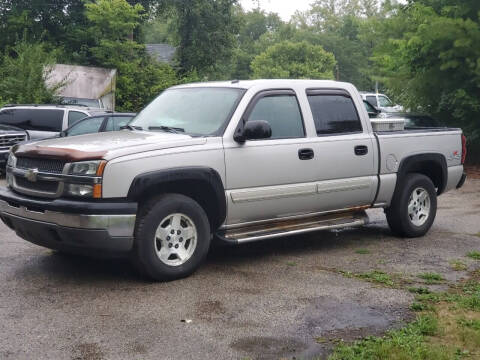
[360,92,404,112]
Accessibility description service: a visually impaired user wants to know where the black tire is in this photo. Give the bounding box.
[132,193,211,281]
[386,173,437,238]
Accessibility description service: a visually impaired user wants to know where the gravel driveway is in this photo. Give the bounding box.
[0,178,479,360]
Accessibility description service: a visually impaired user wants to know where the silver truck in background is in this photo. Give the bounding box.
[0,80,467,281]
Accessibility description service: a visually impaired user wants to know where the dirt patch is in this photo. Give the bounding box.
[465,165,480,179]
[71,343,104,360]
[230,336,307,359]
[195,299,227,321]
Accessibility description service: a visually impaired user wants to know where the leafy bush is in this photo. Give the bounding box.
[251,41,336,79]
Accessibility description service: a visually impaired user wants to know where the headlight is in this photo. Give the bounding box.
[65,160,105,198]
[66,184,94,197]
[7,152,16,168]
[69,160,104,176]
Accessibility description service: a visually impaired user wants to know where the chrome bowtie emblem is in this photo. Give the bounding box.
[25,168,39,182]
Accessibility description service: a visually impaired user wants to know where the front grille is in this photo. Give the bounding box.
[0,134,26,151]
[15,176,59,193]
[16,157,66,174]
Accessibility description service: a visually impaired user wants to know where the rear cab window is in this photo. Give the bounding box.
[306,89,363,135]
[0,108,64,132]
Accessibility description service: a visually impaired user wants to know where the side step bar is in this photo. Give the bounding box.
[216,210,369,244]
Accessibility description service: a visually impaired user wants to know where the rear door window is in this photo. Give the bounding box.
[68,111,88,126]
[66,117,104,137]
[307,92,362,135]
[0,108,64,132]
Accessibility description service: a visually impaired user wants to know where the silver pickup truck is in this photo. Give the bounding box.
[0,80,467,281]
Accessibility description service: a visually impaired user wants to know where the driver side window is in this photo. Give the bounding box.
[247,94,304,139]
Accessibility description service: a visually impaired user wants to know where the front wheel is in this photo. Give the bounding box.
[132,194,211,281]
[386,173,437,238]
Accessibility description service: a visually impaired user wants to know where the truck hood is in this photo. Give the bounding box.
[13,130,207,161]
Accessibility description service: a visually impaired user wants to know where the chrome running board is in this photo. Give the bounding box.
[216,210,368,244]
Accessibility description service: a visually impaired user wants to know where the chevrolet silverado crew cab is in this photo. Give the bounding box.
[0,80,467,281]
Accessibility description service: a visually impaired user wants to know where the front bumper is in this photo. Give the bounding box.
[0,187,137,256]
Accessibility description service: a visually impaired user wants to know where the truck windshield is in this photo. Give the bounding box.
[130,87,245,136]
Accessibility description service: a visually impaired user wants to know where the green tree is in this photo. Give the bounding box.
[373,1,480,143]
[169,0,239,78]
[0,41,64,106]
[84,0,181,111]
[251,41,336,79]
[0,0,87,55]
[232,7,283,79]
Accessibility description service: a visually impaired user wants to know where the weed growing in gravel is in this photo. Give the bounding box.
[357,271,394,287]
[408,287,431,294]
[466,251,480,260]
[354,249,369,254]
[417,272,445,284]
[449,259,468,271]
[286,261,297,267]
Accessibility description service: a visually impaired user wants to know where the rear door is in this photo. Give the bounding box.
[305,89,377,212]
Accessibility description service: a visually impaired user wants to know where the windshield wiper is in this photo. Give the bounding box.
[121,124,143,131]
[148,126,185,134]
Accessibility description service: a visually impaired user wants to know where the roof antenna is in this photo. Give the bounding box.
[231,79,240,84]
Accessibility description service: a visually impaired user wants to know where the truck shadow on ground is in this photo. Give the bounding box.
[13,222,392,284]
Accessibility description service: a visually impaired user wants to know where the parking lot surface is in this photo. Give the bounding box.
[0,178,479,360]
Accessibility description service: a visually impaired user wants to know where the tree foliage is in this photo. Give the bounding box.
[372,1,480,141]
[0,0,479,152]
[0,41,64,107]
[251,41,336,79]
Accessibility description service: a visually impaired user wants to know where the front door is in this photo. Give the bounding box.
[224,90,321,225]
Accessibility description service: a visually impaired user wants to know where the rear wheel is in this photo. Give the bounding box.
[386,173,437,237]
[132,194,211,281]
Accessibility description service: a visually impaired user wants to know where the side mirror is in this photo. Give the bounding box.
[234,120,272,143]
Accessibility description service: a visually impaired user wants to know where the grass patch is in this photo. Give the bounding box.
[408,287,431,294]
[328,271,480,360]
[357,271,394,287]
[466,251,480,260]
[328,315,445,360]
[449,260,468,271]
[355,249,370,255]
[458,318,480,330]
[417,272,445,284]
[410,302,434,312]
[286,261,297,267]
